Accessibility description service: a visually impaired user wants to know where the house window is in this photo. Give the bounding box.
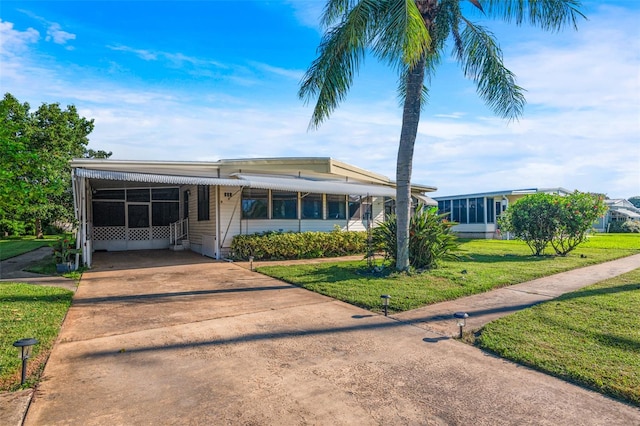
[128,204,150,228]
[438,200,451,220]
[152,188,179,201]
[272,191,297,219]
[152,202,179,226]
[327,194,346,219]
[452,199,468,224]
[384,197,395,220]
[487,198,494,223]
[302,193,323,219]
[92,189,125,200]
[349,195,362,219]
[197,185,209,221]
[183,190,189,219]
[92,201,125,226]
[362,197,373,222]
[468,197,484,224]
[242,188,268,219]
[127,189,150,202]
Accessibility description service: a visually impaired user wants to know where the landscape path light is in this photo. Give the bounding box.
[380,294,391,317]
[249,256,254,271]
[13,338,38,385]
[453,312,469,339]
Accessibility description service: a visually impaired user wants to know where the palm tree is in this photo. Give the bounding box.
[299,0,585,271]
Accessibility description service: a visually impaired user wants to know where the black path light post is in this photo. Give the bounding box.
[380,294,391,316]
[453,312,469,339]
[13,338,38,385]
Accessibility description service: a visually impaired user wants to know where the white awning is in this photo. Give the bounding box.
[414,194,438,207]
[614,208,640,219]
[74,168,244,187]
[233,174,397,196]
[74,168,412,197]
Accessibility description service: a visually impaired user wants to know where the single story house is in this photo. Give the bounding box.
[433,188,572,239]
[71,157,437,267]
[593,198,640,232]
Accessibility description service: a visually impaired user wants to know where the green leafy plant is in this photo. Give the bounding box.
[499,191,606,256]
[230,228,367,261]
[609,220,640,233]
[373,205,461,270]
[551,192,607,255]
[498,193,559,256]
[51,237,79,264]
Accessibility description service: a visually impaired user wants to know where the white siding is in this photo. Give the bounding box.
[187,185,217,256]
[218,186,243,254]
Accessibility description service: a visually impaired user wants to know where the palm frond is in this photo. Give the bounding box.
[370,0,430,70]
[482,0,586,31]
[298,1,379,128]
[457,17,526,120]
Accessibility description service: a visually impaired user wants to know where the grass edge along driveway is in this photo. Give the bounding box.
[257,235,640,314]
[476,268,640,406]
[0,283,74,391]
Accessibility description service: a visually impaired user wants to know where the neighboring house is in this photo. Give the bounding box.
[71,157,437,267]
[433,188,572,239]
[593,199,640,232]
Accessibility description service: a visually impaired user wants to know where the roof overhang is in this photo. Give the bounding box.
[74,168,435,198]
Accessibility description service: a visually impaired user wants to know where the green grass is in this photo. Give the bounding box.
[0,283,74,391]
[257,234,640,314]
[475,268,640,406]
[0,236,59,261]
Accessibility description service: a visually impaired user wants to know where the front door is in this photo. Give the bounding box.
[127,203,151,249]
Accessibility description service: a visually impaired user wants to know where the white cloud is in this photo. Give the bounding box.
[283,0,324,30]
[1,3,637,201]
[107,44,158,61]
[0,20,39,55]
[45,22,76,44]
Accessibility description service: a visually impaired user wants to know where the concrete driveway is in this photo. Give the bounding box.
[25,251,639,425]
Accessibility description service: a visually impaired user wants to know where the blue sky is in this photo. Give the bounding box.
[1,1,639,199]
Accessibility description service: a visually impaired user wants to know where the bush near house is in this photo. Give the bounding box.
[609,220,640,233]
[230,228,367,260]
[373,206,461,270]
[499,191,606,256]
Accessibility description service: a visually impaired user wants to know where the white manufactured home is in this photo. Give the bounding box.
[434,188,571,239]
[71,157,437,267]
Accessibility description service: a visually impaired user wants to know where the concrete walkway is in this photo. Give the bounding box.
[395,253,640,335]
[0,247,78,292]
[12,250,640,425]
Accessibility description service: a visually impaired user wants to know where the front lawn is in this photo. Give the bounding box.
[0,236,59,261]
[257,234,640,313]
[0,283,74,391]
[475,268,640,406]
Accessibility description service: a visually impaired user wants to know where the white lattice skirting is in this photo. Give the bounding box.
[94,226,170,241]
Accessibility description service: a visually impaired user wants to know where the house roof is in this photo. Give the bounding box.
[432,187,572,201]
[71,157,437,197]
[613,208,640,219]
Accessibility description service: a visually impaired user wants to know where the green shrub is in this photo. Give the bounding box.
[373,206,461,270]
[500,191,606,256]
[609,220,640,233]
[230,228,367,260]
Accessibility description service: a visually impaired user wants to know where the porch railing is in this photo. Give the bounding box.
[169,218,189,246]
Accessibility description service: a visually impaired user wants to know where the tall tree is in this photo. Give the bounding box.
[0,93,101,237]
[299,0,585,271]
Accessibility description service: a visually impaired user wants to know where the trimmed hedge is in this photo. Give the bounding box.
[230,229,367,260]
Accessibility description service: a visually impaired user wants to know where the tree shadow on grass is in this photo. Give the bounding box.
[556,282,640,303]
[458,254,555,264]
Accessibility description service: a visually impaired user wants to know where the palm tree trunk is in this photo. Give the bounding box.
[396,55,426,271]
